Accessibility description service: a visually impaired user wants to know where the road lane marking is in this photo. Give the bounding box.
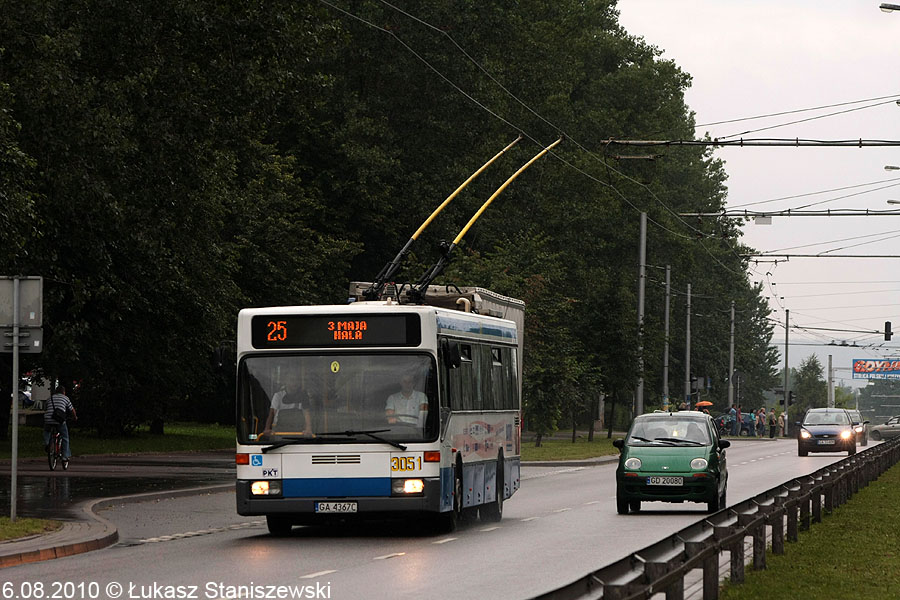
[119,520,265,546]
[374,552,406,560]
[433,537,457,544]
[520,517,540,522]
[583,501,600,505]
[480,526,501,532]
[553,508,572,513]
[300,570,336,579]
[522,467,586,481]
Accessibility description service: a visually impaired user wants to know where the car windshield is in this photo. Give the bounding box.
[237,353,438,445]
[626,417,711,446]
[803,411,850,426]
[847,411,861,423]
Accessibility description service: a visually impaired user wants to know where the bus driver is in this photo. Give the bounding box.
[385,374,428,428]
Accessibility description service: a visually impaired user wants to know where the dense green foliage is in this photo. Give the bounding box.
[0,0,778,436]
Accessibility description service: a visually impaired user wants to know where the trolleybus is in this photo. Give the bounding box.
[235,284,524,534]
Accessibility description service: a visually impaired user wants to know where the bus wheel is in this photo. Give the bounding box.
[436,461,463,533]
[266,515,293,536]
[481,452,504,522]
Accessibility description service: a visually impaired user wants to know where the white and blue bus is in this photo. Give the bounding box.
[235,284,524,534]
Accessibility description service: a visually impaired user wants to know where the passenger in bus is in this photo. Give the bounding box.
[385,374,428,428]
[262,374,313,438]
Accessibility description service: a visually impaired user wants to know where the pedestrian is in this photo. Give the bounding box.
[778,411,785,437]
[736,405,743,435]
[678,401,687,411]
[728,404,738,436]
[768,409,777,438]
[756,408,766,437]
[748,409,756,437]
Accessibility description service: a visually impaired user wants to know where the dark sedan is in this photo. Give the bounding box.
[797,408,856,456]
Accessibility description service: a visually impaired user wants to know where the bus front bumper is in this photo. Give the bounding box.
[236,478,443,516]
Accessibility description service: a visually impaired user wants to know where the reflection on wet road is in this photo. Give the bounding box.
[0,451,235,520]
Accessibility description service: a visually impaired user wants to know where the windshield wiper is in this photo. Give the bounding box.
[654,437,705,446]
[261,435,349,453]
[319,429,408,451]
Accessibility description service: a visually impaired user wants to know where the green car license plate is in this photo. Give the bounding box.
[647,476,683,486]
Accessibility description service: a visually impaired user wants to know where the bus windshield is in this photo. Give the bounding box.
[237,353,438,445]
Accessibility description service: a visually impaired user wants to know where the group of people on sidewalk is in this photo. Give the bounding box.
[724,403,784,438]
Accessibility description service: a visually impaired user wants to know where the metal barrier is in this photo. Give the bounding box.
[534,438,900,600]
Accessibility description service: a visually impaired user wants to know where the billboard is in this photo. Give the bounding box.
[853,359,900,380]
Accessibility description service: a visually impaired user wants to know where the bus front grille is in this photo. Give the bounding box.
[311,455,362,465]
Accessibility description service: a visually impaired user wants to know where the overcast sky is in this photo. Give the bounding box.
[617,0,900,387]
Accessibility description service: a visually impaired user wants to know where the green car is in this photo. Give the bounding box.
[613,411,730,514]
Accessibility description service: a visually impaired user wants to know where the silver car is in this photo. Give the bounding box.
[869,415,900,441]
[846,409,869,446]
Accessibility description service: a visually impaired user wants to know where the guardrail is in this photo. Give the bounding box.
[534,438,900,600]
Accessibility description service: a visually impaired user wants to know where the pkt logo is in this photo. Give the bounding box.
[263,468,279,477]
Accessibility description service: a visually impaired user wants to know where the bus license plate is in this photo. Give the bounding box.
[818,440,836,445]
[647,476,683,486]
[315,502,358,513]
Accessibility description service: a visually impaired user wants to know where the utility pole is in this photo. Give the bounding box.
[663,265,671,411]
[728,301,735,408]
[636,212,646,416]
[784,309,790,436]
[684,283,692,409]
[828,354,834,408]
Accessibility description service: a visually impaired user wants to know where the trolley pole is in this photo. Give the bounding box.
[728,301,735,408]
[784,309,790,437]
[662,265,671,411]
[636,212,646,416]
[684,283,692,408]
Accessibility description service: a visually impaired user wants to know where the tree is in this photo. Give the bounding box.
[791,355,827,421]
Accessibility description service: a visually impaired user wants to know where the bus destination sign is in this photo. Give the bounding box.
[251,314,421,348]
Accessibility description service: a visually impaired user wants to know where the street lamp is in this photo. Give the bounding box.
[881,3,900,12]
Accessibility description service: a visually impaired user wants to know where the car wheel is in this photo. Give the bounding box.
[871,430,882,441]
[719,486,727,510]
[707,486,721,513]
[616,494,629,515]
[629,500,641,513]
[799,447,808,457]
[848,444,856,456]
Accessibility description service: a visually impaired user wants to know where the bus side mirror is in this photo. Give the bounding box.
[442,340,462,369]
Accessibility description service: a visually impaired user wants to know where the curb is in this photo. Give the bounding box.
[522,455,619,467]
[0,483,233,569]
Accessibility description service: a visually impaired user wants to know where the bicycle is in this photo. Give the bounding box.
[47,426,69,471]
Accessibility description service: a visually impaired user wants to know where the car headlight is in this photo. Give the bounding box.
[841,430,853,440]
[800,429,811,439]
[624,457,642,470]
[690,458,708,470]
[855,426,863,433]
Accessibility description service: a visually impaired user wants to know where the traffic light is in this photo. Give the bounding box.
[780,391,795,406]
[886,321,893,341]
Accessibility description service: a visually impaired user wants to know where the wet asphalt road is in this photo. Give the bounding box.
[0,450,235,519]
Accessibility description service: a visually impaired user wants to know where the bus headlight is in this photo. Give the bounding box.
[251,480,282,496]
[392,479,425,495]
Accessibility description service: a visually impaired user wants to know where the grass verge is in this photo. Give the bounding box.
[0,517,62,542]
[0,422,234,460]
[521,436,619,461]
[721,461,900,599]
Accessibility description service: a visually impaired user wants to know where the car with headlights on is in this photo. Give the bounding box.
[797,408,856,456]
[614,411,729,514]
[846,409,869,446]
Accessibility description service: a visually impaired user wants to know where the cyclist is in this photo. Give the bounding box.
[43,385,77,462]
